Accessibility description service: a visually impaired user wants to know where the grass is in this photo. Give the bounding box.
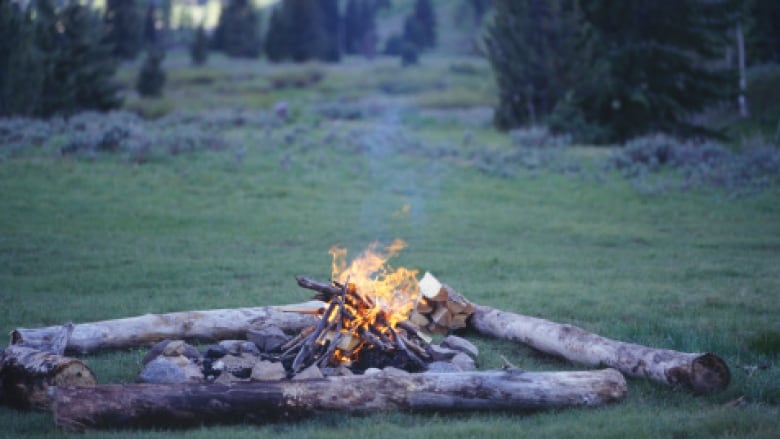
[1,52,780,437]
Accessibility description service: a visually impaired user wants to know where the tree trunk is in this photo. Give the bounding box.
[470,305,729,393]
[736,21,749,118]
[53,368,626,431]
[11,307,317,355]
[1,346,96,410]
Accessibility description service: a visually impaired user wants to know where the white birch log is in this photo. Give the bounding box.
[470,305,730,393]
[11,307,317,355]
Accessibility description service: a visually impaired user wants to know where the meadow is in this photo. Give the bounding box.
[1,52,779,437]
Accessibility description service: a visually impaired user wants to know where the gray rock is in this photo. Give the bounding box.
[293,365,324,380]
[450,352,476,371]
[137,356,202,384]
[247,326,290,353]
[250,360,286,381]
[441,335,479,359]
[428,344,460,361]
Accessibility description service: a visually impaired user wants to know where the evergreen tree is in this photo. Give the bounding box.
[143,2,158,48]
[104,0,143,60]
[190,24,208,66]
[137,49,166,97]
[0,0,43,116]
[561,0,738,141]
[213,0,261,58]
[37,0,121,116]
[486,0,579,129]
[265,4,291,62]
[320,0,341,62]
[344,0,377,55]
[403,0,436,50]
[265,0,342,63]
[749,0,780,62]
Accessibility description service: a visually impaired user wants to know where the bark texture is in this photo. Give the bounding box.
[1,346,96,410]
[54,368,627,431]
[471,305,729,393]
[11,307,317,355]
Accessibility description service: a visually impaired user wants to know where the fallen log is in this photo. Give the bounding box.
[470,305,730,393]
[53,368,627,431]
[10,307,317,355]
[1,346,96,410]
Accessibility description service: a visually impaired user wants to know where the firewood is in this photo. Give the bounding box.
[1,346,96,410]
[419,272,448,301]
[409,311,430,327]
[53,368,627,431]
[430,305,452,327]
[471,304,731,393]
[11,307,317,355]
[415,298,433,313]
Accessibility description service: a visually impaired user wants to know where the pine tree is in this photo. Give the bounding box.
[486,0,579,129]
[265,0,342,63]
[0,0,43,116]
[37,0,121,116]
[403,0,436,50]
[190,24,208,66]
[344,0,377,55]
[213,0,261,58]
[143,2,158,48]
[265,4,291,62]
[137,49,166,98]
[104,0,143,60]
[749,0,780,62]
[562,0,738,141]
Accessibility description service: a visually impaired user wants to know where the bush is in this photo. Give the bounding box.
[190,25,209,66]
[137,50,166,98]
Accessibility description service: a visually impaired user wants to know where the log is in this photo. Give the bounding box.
[11,307,317,355]
[53,368,627,431]
[470,305,730,393]
[1,346,96,410]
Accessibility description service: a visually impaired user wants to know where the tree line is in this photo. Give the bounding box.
[487,0,780,143]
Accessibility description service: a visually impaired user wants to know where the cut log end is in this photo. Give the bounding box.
[689,353,730,393]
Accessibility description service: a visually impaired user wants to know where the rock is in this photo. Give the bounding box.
[141,339,172,365]
[203,344,227,359]
[247,326,290,353]
[428,344,460,361]
[363,368,382,376]
[218,340,244,355]
[380,367,409,377]
[321,365,354,377]
[250,361,286,381]
[293,365,324,380]
[220,354,258,379]
[441,335,479,359]
[426,361,462,373]
[162,340,187,356]
[450,352,476,371]
[137,356,202,384]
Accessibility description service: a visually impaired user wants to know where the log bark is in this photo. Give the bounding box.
[53,368,627,431]
[1,346,96,410]
[11,307,317,355]
[470,305,730,393]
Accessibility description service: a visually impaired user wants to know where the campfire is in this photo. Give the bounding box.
[3,239,731,431]
[283,239,432,374]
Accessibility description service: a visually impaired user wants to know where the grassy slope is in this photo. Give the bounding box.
[2,51,780,437]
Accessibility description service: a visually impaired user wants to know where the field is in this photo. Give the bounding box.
[1,52,780,437]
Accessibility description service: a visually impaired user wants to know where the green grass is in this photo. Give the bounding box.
[1,53,780,437]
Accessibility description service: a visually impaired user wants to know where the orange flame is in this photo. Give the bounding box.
[329,239,419,328]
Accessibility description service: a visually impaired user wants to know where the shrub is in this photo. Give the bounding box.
[137,50,166,98]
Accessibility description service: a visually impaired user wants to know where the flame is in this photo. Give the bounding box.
[326,239,420,364]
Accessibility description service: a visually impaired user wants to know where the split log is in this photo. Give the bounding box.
[471,305,730,393]
[1,346,96,410]
[11,307,317,355]
[53,368,627,431]
[415,272,474,334]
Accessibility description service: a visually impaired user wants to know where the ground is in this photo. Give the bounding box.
[0,51,779,437]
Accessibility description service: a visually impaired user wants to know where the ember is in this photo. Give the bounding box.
[284,240,432,375]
